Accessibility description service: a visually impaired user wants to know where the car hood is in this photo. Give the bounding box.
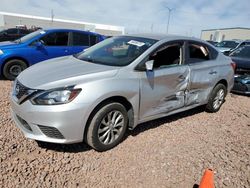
[231,57,250,70]
[17,56,120,90]
[0,41,21,49]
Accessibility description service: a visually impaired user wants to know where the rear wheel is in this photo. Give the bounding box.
[86,102,128,151]
[3,59,27,80]
[206,83,226,113]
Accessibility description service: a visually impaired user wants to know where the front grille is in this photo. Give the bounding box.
[14,80,38,104]
[38,125,65,139]
[15,80,29,100]
[16,115,32,131]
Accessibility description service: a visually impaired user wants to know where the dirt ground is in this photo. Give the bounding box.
[0,80,249,188]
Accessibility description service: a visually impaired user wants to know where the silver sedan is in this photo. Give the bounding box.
[10,34,234,151]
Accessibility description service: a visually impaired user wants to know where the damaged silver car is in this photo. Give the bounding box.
[10,34,235,151]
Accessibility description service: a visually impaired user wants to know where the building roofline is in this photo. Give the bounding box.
[0,11,124,32]
[202,27,250,31]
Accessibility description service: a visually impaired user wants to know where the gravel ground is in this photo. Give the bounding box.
[0,80,249,188]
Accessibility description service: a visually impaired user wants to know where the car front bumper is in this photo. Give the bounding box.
[10,96,90,144]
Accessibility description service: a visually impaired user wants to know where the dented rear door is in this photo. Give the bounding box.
[185,41,219,106]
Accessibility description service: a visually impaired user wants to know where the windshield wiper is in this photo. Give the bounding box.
[79,56,94,63]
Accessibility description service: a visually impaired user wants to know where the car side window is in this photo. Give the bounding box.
[20,29,29,34]
[7,29,18,35]
[149,42,183,69]
[72,32,89,46]
[188,43,210,63]
[90,35,98,46]
[40,32,69,46]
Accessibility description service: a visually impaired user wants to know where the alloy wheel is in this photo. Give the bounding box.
[98,110,125,145]
[213,89,225,110]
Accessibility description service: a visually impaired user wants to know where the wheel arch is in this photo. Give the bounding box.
[215,79,228,95]
[205,79,228,112]
[206,79,228,103]
[84,96,134,141]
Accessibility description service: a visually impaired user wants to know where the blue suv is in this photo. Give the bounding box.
[0,29,105,80]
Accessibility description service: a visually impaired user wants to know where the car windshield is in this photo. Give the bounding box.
[75,36,157,66]
[230,46,250,59]
[215,41,239,48]
[13,30,45,43]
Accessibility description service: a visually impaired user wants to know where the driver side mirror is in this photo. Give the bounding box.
[223,51,230,56]
[34,41,43,48]
[145,60,154,71]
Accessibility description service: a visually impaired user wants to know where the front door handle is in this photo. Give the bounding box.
[209,70,217,75]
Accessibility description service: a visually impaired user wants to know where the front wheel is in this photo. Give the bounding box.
[86,102,128,151]
[206,84,226,113]
[3,59,27,80]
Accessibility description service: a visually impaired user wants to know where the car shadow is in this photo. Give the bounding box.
[129,105,205,137]
[36,141,92,153]
[36,105,205,153]
[0,75,6,80]
[230,91,249,97]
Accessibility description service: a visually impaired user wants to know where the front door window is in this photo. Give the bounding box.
[40,32,69,46]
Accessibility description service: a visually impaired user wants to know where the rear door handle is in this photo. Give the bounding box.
[209,70,217,75]
[178,75,186,81]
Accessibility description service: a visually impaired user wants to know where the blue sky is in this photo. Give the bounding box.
[1,0,250,37]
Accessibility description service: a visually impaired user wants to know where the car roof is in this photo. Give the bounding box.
[43,28,102,35]
[121,33,205,42]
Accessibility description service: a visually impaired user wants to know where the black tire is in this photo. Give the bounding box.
[86,102,128,152]
[206,83,227,113]
[3,59,27,80]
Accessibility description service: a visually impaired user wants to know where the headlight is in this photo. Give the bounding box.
[0,49,3,55]
[31,87,81,105]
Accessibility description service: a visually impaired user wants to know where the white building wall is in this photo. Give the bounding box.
[0,15,4,29]
[3,15,85,29]
[0,11,124,36]
[201,28,250,42]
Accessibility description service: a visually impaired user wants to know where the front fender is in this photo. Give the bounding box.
[73,76,140,131]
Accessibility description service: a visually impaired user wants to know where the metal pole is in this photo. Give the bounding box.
[166,7,173,34]
[51,9,54,23]
[163,5,173,34]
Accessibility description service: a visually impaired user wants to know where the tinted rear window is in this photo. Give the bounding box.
[7,29,18,34]
[90,35,98,46]
[72,32,89,46]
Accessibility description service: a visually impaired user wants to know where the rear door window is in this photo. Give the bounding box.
[149,42,184,69]
[40,32,69,46]
[90,35,98,46]
[72,32,89,46]
[187,42,210,63]
[19,29,30,35]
